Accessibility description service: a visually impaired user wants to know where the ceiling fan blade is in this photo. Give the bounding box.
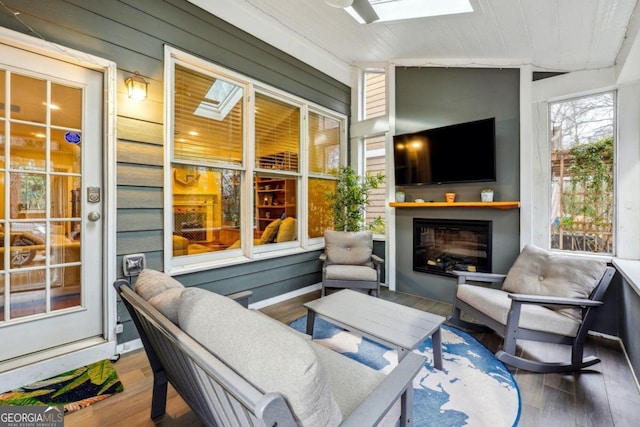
[351,0,379,23]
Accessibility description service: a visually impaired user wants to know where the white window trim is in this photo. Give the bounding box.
[163,46,347,275]
[527,67,635,261]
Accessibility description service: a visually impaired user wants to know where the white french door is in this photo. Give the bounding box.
[0,43,104,363]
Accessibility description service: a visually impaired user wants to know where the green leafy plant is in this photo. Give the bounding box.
[325,166,385,232]
[559,136,613,252]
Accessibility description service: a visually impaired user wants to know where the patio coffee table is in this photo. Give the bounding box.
[304,289,445,369]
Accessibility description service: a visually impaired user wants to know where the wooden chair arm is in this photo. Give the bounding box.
[319,252,327,261]
[371,254,384,265]
[452,271,507,284]
[508,293,603,308]
[339,352,424,427]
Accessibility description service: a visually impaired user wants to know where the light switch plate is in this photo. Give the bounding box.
[123,253,146,276]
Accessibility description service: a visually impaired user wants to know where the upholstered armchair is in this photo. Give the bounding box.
[449,244,615,373]
[320,230,383,297]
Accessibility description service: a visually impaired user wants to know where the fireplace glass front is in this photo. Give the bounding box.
[413,218,492,277]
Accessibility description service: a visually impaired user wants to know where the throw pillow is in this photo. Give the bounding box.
[179,288,342,426]
[135,269,184,301]
[260,219,282,244]
[148,287,183,324]
[502,244,607,320]
[276,217,297,243]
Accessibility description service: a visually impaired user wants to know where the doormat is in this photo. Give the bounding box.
[0,358,123,413]
[290,316,521,427]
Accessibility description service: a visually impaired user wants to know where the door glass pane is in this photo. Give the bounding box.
[10,123,46,171]
[51,83,82,129]
[51,128,81,173]
[10,270,47,318]
[1,69,83,322]
[11,74,46,124]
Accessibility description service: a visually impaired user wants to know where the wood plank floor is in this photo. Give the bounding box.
[65,288,640,426]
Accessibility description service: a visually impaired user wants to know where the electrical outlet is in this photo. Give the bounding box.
[115,324,124,334]
[123,253,146,276]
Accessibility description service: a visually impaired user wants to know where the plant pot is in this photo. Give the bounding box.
[481,191,494,202]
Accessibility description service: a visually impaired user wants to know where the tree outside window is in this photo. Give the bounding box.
[549,92,615,254]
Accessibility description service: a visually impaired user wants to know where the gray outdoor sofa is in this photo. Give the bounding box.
[114,269,424,427]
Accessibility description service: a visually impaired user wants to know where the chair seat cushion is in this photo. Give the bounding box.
[178,288,343,426]
[457,284,581,337]
[501,244,607,321]
[325,264,378,282]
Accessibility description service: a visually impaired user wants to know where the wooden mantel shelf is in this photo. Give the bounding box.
[389,201,520,210]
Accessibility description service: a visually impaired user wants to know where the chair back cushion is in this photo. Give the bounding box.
[324,230,373,266]
[502,244,607,320]
[179,287,342,426]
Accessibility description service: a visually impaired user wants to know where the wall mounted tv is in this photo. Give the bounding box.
[393,117,496,186]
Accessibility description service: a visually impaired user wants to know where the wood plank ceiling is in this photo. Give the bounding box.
[188,0,639,85]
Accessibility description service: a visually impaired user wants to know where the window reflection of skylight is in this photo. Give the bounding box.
[194,79,243,121]
[347,0,473,23]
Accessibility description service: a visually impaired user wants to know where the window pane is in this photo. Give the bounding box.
[549,92,614,254]
[172,165,241,254]
[365,135,386,234]
[255,94,299,172]
[255,175,297,243]
[363,71,386,120]
[309,111,340,175]
[174,65,244,165]
[308,177,336,237]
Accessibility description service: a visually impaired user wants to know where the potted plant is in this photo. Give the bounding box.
[325,166,385,232]
[481,188,494,202]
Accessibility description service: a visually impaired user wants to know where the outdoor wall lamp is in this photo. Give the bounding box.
[125,71,149,101]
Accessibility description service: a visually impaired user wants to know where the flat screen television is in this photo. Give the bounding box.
[393,118,496,186]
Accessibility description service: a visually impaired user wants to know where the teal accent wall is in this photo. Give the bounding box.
[394,67,521,303]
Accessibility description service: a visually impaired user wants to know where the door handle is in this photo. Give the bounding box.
[88,211,101,221]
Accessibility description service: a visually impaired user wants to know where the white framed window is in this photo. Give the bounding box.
[164,47,346,272]
[549,91,615,255]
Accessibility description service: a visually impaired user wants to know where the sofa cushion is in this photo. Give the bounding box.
[179,288,342,426]
[324,230,373,266]
[135,269,184,301]
[312,342,385,418]
[276,217,297,243]
[502,244,607,320]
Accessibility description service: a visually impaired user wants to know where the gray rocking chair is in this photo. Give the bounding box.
[449,244,615,373]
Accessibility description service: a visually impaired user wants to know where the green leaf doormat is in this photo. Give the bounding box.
[0,359,123,413]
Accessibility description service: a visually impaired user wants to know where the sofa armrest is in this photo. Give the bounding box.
[227,290,253,308]
[339,352,424,427]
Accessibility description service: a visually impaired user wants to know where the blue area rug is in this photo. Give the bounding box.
[289,316,521,427]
